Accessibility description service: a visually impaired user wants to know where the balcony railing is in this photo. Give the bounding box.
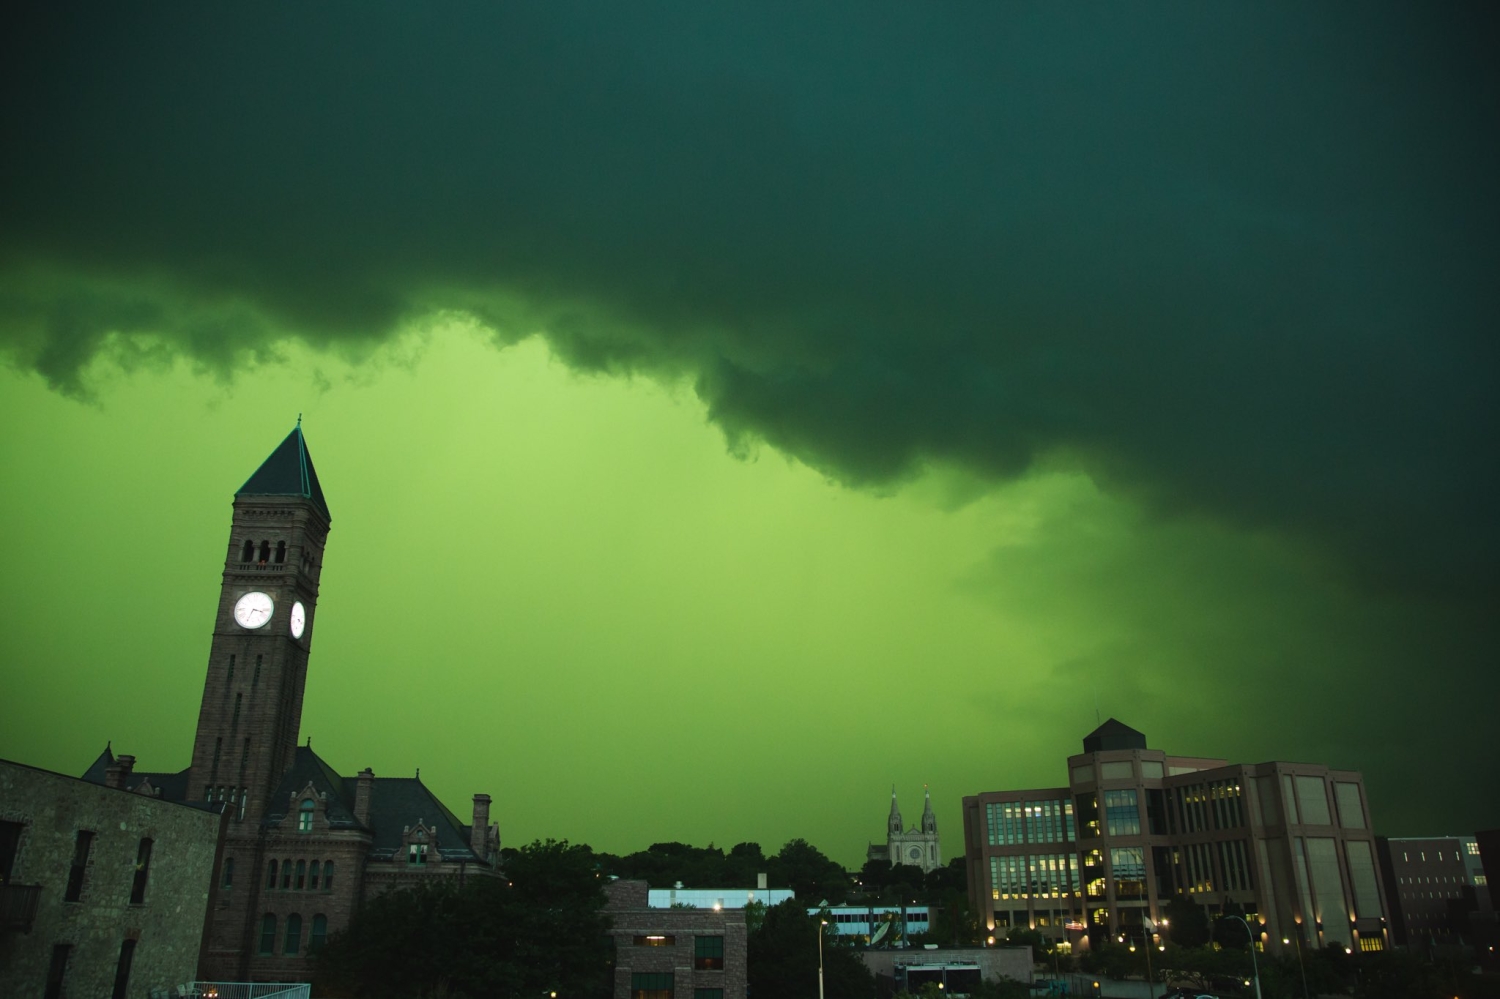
[234,563,286,572]
[0,883,42,932]
[189,984,310,999]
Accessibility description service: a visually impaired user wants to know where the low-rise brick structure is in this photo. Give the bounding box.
[0,758,228,999]
[605,879,748,999]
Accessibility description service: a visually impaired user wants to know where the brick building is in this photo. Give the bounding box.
[0,758,227,999]
[605,879,748,999]
[79,425,500,981]
[962,719,1389,958]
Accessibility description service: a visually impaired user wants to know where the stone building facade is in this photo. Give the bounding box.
[868,787,942,874]
[79,425,500,982]
[0,758,227,999]
[604,880,748,999]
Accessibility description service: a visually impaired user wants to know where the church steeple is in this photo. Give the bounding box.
[921,785,938,834]
[889,786,904,835]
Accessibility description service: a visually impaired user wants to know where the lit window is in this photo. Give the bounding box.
[408,843,428,865]
[298,799,315,832]
[634,935,676,947]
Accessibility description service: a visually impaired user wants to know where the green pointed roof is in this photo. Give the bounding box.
[237,425,331,522]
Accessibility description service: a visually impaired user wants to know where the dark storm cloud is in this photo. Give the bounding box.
[2,2,1496,593]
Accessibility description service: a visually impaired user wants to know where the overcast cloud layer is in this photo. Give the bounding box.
[4,7,1496,614]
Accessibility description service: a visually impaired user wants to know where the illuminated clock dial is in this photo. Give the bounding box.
[233,591,274,629]
[290,601,306,639]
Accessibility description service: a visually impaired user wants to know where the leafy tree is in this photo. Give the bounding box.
[314,839,610,999]
[925,890,983,947]
[923,856,968,897]
[748,898,873,999]
[1163,894,1210,949]
[769,838,852,902]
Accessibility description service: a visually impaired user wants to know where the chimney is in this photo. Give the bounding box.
[105,754,136,790]
[470,794,491,858]
[757,872,768,892]
[354,768,375,826]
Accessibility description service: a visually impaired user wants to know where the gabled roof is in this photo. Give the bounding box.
[264,745,360,830]
[366,776,483,863]
[263,746,486,864]
[1082,718,1148,753]
[78,748,193,803]
[237,425,331,522]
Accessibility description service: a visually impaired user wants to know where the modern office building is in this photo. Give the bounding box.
[961,719,1388,957]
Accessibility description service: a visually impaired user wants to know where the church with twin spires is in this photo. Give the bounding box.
[868,787,942,873]
[82,424,499,981]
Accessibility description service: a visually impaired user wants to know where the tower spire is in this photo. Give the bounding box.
[921,784,937,834]
[888,785,904,835]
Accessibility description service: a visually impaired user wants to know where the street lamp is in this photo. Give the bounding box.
[818,919,828,999]
[1225,915,1262,999]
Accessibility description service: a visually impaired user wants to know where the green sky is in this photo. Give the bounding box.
[0,4,1496,865]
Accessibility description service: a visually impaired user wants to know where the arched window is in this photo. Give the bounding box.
[284,913,302,956]
[309,914,328,954]
[258,540,270,563]
[265,860,277,890]
[295,860,306,890]
[298,799,315,832]
[259,914,276,955]
[322,861,334,892]
[308,861,320,891]
[281,858,293,890]
[275,540,287,564]
[222,857,234,890]
[241,540,254,562]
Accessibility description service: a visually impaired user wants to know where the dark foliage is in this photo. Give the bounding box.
[748,899,873,999]
[1163,894,1210,949]
[314,839,610,999]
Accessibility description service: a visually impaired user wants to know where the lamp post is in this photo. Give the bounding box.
[1283,930,1310,999]
[818,919,828,999]
[1225,915,1262,999]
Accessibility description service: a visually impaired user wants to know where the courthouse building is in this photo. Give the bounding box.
[79,425,500,981]
[962,719,1388,957]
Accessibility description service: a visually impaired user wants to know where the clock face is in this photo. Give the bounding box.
[289,601,306,639]
[233,591,274,629]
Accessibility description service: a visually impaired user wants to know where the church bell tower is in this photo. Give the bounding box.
[187,424,331,821]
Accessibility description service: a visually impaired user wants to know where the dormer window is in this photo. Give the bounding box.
[408,843,428,865]
[298,799,315,832]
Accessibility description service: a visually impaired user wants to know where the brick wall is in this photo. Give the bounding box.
[605,881,748,999]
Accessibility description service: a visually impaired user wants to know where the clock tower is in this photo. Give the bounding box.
[187,424,331,823]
